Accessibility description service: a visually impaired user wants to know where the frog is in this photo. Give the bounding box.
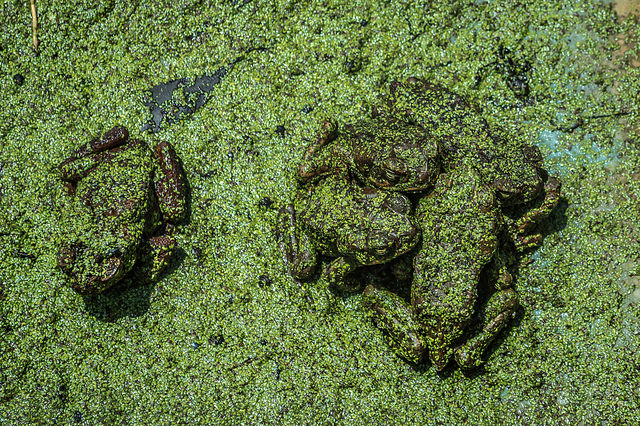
[380,76,561,250]
[298,116,440,193]
[56,125,186,295]
[362,163,518,370]
[277,174,420,292]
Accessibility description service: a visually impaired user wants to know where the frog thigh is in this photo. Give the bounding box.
[152,141,187,223]
[276,204,318,281]
[297,120,339,182]
[454,288,518,369]
[362,284,426,364]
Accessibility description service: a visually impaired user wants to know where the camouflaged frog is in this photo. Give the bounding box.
[57,126,186,295]
[298,117,440,193]
[363,164,518,370]
[277,175,419,292]
[382,77,561,250]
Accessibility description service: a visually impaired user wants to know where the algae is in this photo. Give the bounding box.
[1,0,639,423]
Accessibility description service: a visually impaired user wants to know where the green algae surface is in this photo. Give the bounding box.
[1,0,640,423]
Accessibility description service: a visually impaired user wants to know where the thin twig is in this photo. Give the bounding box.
[30,0,38,52]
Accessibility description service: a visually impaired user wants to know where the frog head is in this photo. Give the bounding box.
[333,189,419,265]
[484,139,545,206]
[57,239,133,295]
[342,118,440,193]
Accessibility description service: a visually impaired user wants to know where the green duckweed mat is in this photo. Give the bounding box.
[1,0,639,423]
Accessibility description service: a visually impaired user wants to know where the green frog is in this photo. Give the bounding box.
[277,175,420,292]
[362,164,518,370]
[382,77,561,250]
[298,117,440,193]
[57,125,186,295]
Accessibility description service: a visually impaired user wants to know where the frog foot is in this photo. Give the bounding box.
[276,204,318,280]
[152,141,187,224]
[507,175,561,252]
[362,284,427,364]
[134,224,177,282]
[454,288,519,369]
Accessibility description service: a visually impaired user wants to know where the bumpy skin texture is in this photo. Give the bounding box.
[298,117,440,192]
[363,165,518,370]
[57,126,186,295]
[277,175,420,292]
[383,77,561,250]
[361,79,563,369]
[383,77,548,206]
[285,78,561,369]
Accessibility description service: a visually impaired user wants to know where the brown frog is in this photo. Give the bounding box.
[57,125,186,295]
[277,175,420,292]
[363,164,519,370]
[382,77,561,250]
[298,117,440,193]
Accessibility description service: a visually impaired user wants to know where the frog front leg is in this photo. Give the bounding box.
[362,284,427,364]
[323,256,362,292]
[506,176,561,251]
[277,204,318,280]
[152,141,187,223]
[297,120,342,182]
[453,287,519,369]
[59,126,130,183]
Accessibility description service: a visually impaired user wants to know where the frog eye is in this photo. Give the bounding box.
[385,194,412,214]
[380,158,407,183]
[475,186,496,211]
[101,256,123,282]
[492,177,518,199]
[383,157,407,173]
[366,230,394,255]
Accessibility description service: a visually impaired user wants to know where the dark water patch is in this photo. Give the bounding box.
[142,67,228,133]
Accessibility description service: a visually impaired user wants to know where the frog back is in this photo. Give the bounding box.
[412,166,500,320]
[76,140,156,227]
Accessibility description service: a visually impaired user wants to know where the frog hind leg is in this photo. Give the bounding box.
[133,224,177,282]
[453,287,518,369]
[362,284,427,364]
[507,176,561,252]
[323,256,361,292]
[59,126,130,182]
[276,204,318,281]
[152,141,187,224]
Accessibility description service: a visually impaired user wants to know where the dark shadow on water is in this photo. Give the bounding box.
[546,196,569,236]
[83,245,188,322]
[83,278,153,322]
